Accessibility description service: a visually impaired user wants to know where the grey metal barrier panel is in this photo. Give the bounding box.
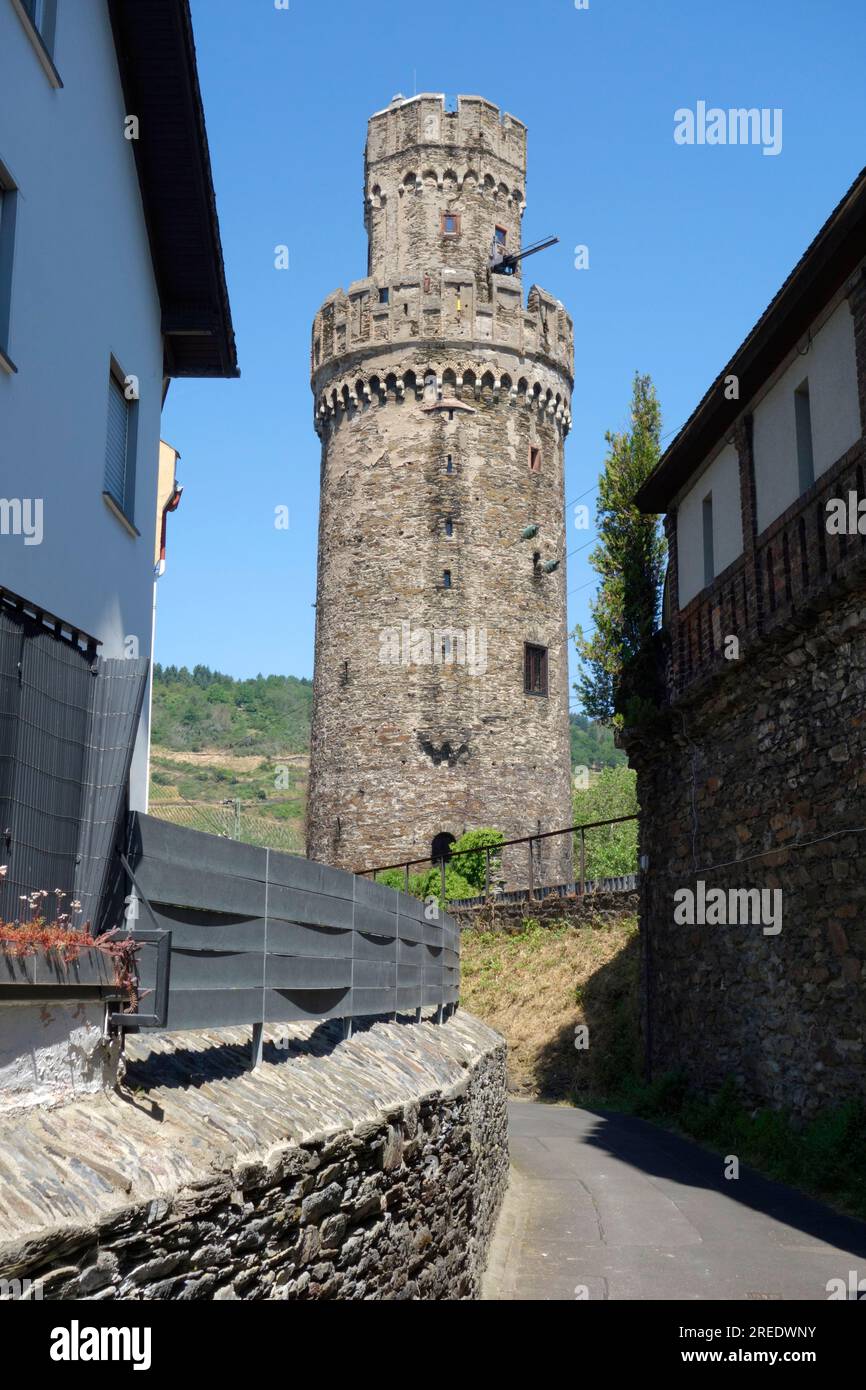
[127,813,459,1033]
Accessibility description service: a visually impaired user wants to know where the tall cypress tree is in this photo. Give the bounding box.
[574,372,666,723]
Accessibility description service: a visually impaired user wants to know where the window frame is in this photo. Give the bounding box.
[441,211,461,237]
[529,445,542,473]
[11,0,62,87]
[524,642,549,697]
[494,225,508,247]
[0,156,19,373]
[794,378,815,494]
[702,493,714,589]
[102,358,140,534]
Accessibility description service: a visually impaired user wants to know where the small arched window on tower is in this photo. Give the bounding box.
[445,454,454,474]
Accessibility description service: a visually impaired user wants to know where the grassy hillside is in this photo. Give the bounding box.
[149,665,310,851]
[152,664,312,755]
[461,914,640,1099]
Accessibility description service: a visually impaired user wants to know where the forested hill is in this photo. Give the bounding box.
[151,664,313,755]
[152,664,621,768]
[569,713,626,769]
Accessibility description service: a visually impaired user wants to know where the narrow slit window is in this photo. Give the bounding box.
[445,455,454,474]
[529,446,542,473]
[524,643,548,696]
[442,569,452,589]
[795,379,815,493]
[444,517,453,537]
[702,493,714,588]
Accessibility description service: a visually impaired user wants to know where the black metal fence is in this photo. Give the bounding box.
[124,813,460,1043]
[0,589,148,927]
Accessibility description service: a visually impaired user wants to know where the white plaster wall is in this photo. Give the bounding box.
[0,0,163,807]
[0,1000,121,1113]
[754,301,861,534]
[677,444,743,608]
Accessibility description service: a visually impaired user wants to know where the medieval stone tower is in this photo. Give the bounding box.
[307,94,574,887]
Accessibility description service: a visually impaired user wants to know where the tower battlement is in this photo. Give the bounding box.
[311,272,574,418]
[366,94,527,174]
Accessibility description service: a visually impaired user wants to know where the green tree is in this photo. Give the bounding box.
[574,372,666,724]
[573,765,639,879]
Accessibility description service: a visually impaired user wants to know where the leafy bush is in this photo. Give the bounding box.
[573,764,638,878]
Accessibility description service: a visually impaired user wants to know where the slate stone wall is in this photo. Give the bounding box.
[627,579,866,1117]
[0,1014,508,1301]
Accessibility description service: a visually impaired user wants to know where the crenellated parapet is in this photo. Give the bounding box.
[311,273,573,402]
[365,94,527,177]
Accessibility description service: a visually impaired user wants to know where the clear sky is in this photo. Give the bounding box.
[158,0,866,710]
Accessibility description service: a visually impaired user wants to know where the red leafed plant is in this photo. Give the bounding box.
[0,871,140,1000]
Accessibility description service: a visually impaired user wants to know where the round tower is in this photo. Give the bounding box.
[307,94,575,888]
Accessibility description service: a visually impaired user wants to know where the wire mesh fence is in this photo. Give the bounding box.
[147,799,304,855]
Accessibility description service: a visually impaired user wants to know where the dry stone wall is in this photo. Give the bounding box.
[0,1014,508,1301]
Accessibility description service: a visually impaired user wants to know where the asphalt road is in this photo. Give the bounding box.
[482,1101,866,1301]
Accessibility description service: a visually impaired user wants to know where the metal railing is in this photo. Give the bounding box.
[357,815,640,905]
[121,813,459,1062]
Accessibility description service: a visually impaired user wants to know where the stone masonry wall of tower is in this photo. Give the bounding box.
[307,94,575,888]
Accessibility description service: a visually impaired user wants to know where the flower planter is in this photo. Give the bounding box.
[0,946,122,992]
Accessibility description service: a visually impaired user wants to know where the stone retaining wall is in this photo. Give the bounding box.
[452,890,639,933]
[0,1013,507,1300]
[626,581,866,1117]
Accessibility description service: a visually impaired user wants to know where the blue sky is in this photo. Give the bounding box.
[158,0,866,707]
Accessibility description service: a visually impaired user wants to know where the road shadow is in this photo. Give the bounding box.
[514,1099,866,1263]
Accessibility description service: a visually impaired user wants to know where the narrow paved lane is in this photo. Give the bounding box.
[483,1101,866,1301]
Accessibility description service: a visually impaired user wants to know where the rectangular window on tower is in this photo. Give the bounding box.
[529,446,542,473]
[441,212,461,237]
[495,225,507,246]
[524,643,548,696]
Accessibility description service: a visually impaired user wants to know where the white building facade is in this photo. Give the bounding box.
[0,0,237,808]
